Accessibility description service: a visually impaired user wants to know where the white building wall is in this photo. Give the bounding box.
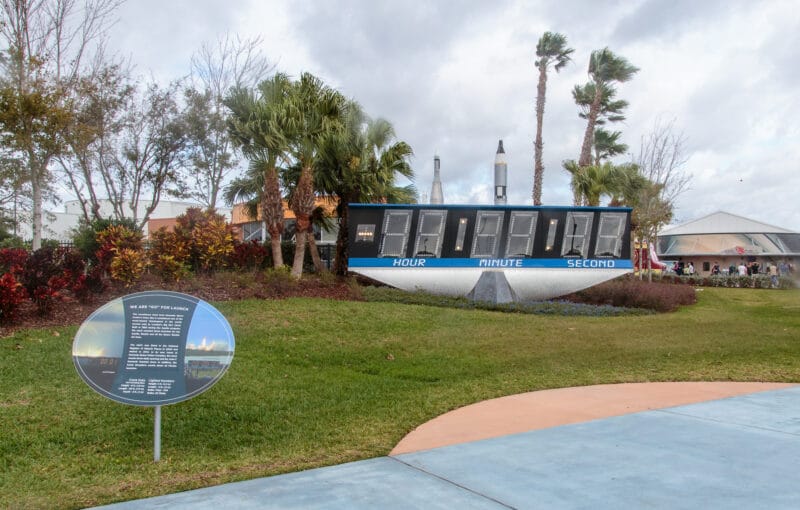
[19,200,232,241]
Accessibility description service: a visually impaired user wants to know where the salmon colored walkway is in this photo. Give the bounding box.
[391,381,797,455]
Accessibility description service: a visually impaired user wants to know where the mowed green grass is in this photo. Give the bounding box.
[1,287,799,509]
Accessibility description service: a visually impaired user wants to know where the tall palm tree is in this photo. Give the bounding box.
[577,48,638,168]
[316,102,415,275]
[283,73,347,278]
[224,74,293,267]
[533,32,573,205]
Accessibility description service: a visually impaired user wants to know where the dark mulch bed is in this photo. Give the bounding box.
[1,272,361,337]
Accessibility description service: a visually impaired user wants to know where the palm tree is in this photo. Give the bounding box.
[563,159,639,206]
[533,32,573,205]
[224,74,293,267]
[577,48,638,168]
[283,73,347,278]
[593,128,628,166]
[572,82,629,126]
[316,102,415,275]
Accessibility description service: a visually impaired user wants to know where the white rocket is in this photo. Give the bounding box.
[494,140,507,205]
[430,154,443,204]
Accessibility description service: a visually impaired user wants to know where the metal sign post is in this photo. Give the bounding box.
[154,405,162,462]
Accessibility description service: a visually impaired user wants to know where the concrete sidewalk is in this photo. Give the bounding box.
[93,385,800,509]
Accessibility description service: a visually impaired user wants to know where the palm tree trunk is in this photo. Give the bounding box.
[306,231,326,272]
[290,166,315,278]
[533,66,547,205]
[333,201,350,276]
[269,234,283,267]
[578,85,603,168]
[262,167,284,267]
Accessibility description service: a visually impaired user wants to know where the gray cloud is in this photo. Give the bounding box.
[102,0,800,231]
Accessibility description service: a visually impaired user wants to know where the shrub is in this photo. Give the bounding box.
[191,214,235,273]
[20,247,70,315]
[0,272,27,323]
[109,248,147,287]
[149,227,191,282]
[563,277,697,312]
[174,208,236,273]
[656,273,793,290]
[0,235,25,249]
[229,240,269,270]
[83,265,107,295]
[71,217,140,262]
[59,249,86,282]
[262,266,297,296]
[0,248,29,274]
[361,286,650,317]
[95,224,143,272]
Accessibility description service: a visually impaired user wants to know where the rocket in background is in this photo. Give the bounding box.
[430,154,444,204]
[494,140,507,205]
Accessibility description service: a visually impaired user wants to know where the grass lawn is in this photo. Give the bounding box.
[2,287,799,508]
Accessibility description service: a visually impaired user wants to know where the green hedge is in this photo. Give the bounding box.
[655,273,795,289]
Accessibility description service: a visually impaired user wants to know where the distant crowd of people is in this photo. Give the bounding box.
[671,259,795,287]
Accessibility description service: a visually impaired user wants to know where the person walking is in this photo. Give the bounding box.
[768,262,779,288]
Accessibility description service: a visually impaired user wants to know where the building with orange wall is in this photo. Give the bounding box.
[230,196,339,244]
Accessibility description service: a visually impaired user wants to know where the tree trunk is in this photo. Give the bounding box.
[639,245,645,281]
[333,201,350,276]
[307,231,326,273]
[262,166,284,268]
[269,234,283,267]
[31,163,43,250]
[290,166,315,278]
[291,225,308,278]
[578,84,603,168]
[533,65,547,206]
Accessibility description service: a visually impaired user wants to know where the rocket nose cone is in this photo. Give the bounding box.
[497,140,505,154]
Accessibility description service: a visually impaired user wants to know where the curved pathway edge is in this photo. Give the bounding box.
[391,381,797,455]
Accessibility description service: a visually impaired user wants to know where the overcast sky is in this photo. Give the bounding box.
[107,0,800,230]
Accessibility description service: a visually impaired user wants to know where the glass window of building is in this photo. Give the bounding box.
[413,210,447,257]
[379,210,412,257]
[242,221,263,242]
[505,211,538,257]
[561,212,593,257]
[595,212,626,257]
[471,211,504,258]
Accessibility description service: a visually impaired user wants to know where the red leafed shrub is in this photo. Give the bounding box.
[84,265,106,294]
[16,246,96,314]
[229,240,268,270]
[21,247,71,315]
[563,276,697,312]
[0,248,29,274]
[0,272,28,323]
[60,249,86,282]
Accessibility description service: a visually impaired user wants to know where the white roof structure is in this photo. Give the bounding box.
[660,211,796,236]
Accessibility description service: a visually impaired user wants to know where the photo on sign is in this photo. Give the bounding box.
[72,298,126,393]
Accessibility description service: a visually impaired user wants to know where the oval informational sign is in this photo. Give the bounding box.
[72,291,235,406]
